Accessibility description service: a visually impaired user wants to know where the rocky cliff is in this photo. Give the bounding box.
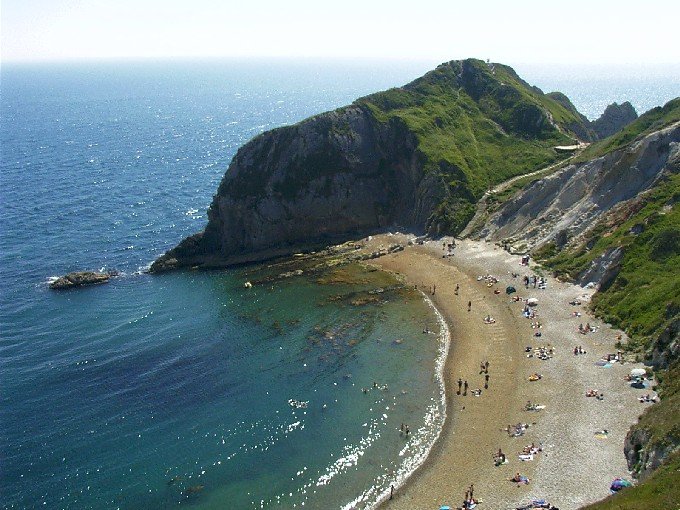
[481,121,679,253]
[591,101,638,139]
[152,59,592,271]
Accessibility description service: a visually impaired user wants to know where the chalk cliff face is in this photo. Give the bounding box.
[481,122,680,253]
[151,59,593,272]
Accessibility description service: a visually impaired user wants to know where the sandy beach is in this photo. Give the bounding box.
[361,234,647,510]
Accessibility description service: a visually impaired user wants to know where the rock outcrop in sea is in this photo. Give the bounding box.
[50,271,112,290]
[591,101,638,139]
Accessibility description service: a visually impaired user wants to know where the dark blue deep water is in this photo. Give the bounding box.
[1,59,678,509]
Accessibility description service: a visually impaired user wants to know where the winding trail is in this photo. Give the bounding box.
[459,148,585,239]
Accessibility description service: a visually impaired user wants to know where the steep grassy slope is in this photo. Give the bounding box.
[356,59,581,232]
[536,171,680,341]
[580,450,680,510]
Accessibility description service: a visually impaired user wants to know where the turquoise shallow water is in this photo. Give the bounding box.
[1,59,678,509]
[2,263,446,509]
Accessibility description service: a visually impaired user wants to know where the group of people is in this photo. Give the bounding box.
[462,484,477,509]
[503,422,531,437]
[522,275,546,289]
[585,388,604,400]
[527,345,552,360]
[578,322,593,334]
[638,393,659,403]
[519,442,542,460]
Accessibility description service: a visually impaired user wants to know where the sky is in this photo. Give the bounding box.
[2,0,680,65]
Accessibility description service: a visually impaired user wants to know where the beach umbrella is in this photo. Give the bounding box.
[630,368,646,377]
[527,298,539,306]
[610,478,633,491]
[506,286,516,294]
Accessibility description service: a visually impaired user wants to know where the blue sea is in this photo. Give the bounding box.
[1,59,678,510]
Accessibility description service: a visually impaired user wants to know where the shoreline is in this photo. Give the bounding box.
[361,290,452,510]
[361,234,645,510]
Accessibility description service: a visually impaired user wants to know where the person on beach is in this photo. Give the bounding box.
[484,361,489,373]
[468,301,472,312]
[432,284,436,296]
[458,378,463,394]
[479,362,485,374]
[463,380,469,395]
[455,284,460,295]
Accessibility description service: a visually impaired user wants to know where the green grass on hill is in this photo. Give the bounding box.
[580,449,680,510]
[537,173,680,340]
[356,59,583,233]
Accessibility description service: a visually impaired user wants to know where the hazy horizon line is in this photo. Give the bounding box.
[3,55,680,68]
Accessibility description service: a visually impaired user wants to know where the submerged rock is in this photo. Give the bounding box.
[49,271,112,290]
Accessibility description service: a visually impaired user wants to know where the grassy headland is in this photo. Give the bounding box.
[355,59,586,233]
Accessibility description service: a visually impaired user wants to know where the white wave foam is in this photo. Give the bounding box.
[342,292,450,510]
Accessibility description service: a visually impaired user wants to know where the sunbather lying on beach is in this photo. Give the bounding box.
[504,423,531,437]
[516,500,559,510]
[522,443,542,455]
[510,472,530,485]
[524,401,545,411]
[638,394,658,403]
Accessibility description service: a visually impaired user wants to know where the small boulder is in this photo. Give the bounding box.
[49,271,112,290]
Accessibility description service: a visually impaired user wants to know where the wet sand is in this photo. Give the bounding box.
[364,235,646,510]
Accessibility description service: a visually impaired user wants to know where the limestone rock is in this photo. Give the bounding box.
[591,101,638,139]
[482,122,680,258]
[49,271,112,290]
